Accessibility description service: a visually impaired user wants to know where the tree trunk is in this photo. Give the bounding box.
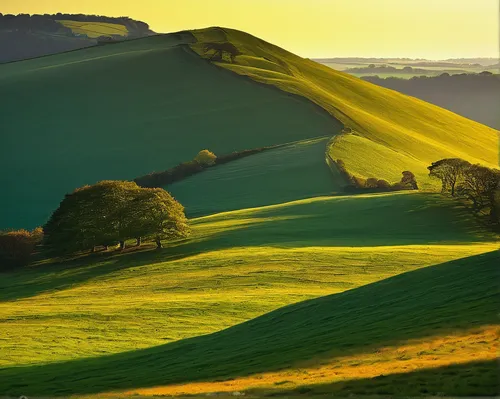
[155,238,162,249]
[136,237,142,247]
[119,240,126,250]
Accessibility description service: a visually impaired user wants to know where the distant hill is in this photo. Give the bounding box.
[0,13,154,63]
[363,73,500,129]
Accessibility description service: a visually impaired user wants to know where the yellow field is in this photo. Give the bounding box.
[58,20,128,38]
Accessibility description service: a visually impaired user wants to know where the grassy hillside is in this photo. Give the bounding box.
[1,246,497,396]
[169,137,344,216]
[0,33,341,229]
[190,28,499,188]
[0,192,496,369]
[57,20,129,38]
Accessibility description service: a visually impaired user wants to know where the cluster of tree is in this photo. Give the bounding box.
[428,158,500,229]
[362,72,500,129]
[0,228,43,271]
[44,181,189,253]
[135,147,272,188]
[335,159,418,193]
[203,42,240,63]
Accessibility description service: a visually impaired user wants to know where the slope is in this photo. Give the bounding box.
[0,192,496,368]
[190,28,499,188]
[0,32,341,229]
[1,248,497,396]
[168,137,344,217]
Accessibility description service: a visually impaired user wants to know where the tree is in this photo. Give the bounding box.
[194,149,217,166]
[204,42,240,63]
[428,158,470,195]
[132,189,190,249]
[400,171,418,190]
[456,164,500,218]
[44,181,189,254]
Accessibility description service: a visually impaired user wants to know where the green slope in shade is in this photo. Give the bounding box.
[168,138,345,217]
[0,249,497,395]
[0,33,341,229]
[190,28,499,188]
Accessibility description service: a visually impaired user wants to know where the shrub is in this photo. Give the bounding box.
[0,228,43,271]
[194,149,217,166]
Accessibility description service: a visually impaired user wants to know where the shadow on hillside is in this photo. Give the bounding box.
[0,193,493,302]
[0,250,498,396]
[251,359,499,397]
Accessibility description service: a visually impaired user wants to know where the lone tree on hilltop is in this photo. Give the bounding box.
[204,42,240,63]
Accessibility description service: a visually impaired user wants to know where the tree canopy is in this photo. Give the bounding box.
[43,181,189,253]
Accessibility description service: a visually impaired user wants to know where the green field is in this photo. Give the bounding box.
[57,20,129,38]
[169,137,345,216]
[191,28,498,187]
[0,33,340,230]
[0,192,498,396]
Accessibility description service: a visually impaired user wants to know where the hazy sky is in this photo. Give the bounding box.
[2,0,498,59]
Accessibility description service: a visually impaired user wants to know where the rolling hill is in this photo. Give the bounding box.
[1,240,497,396]
[1,25,499,398]
[190,28,498,188]
[2,27,498,230]
[0,32,340,230]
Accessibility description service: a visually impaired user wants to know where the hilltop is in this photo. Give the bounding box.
[0,13,154,63]
[190,28,498,188]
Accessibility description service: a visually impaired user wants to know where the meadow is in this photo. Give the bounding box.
[169,137,345,216]
[1,192,498,397]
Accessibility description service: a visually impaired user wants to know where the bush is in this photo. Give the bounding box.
[0,228,43,271]
[194,149,217,166]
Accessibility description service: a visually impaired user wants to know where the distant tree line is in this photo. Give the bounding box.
[428,158,500,229]
[44,181,189,254]
[135,147,274,188]
[334,158,418,193]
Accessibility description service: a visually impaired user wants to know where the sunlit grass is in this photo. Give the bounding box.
[57,20,128,38]
[191,28,499,186]
[1,192,497,368]
[111,325,498,397]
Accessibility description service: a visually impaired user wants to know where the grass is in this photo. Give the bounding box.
[57,20,128,38]
[169,137,346,217]
[0,32,340,230]
[190,27,499,187]
[0,247,497,396]
[0,193,497,382]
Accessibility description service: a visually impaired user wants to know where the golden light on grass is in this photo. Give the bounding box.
[112,325,499,397]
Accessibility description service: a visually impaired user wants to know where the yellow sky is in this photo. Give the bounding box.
[2,0,498,58]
